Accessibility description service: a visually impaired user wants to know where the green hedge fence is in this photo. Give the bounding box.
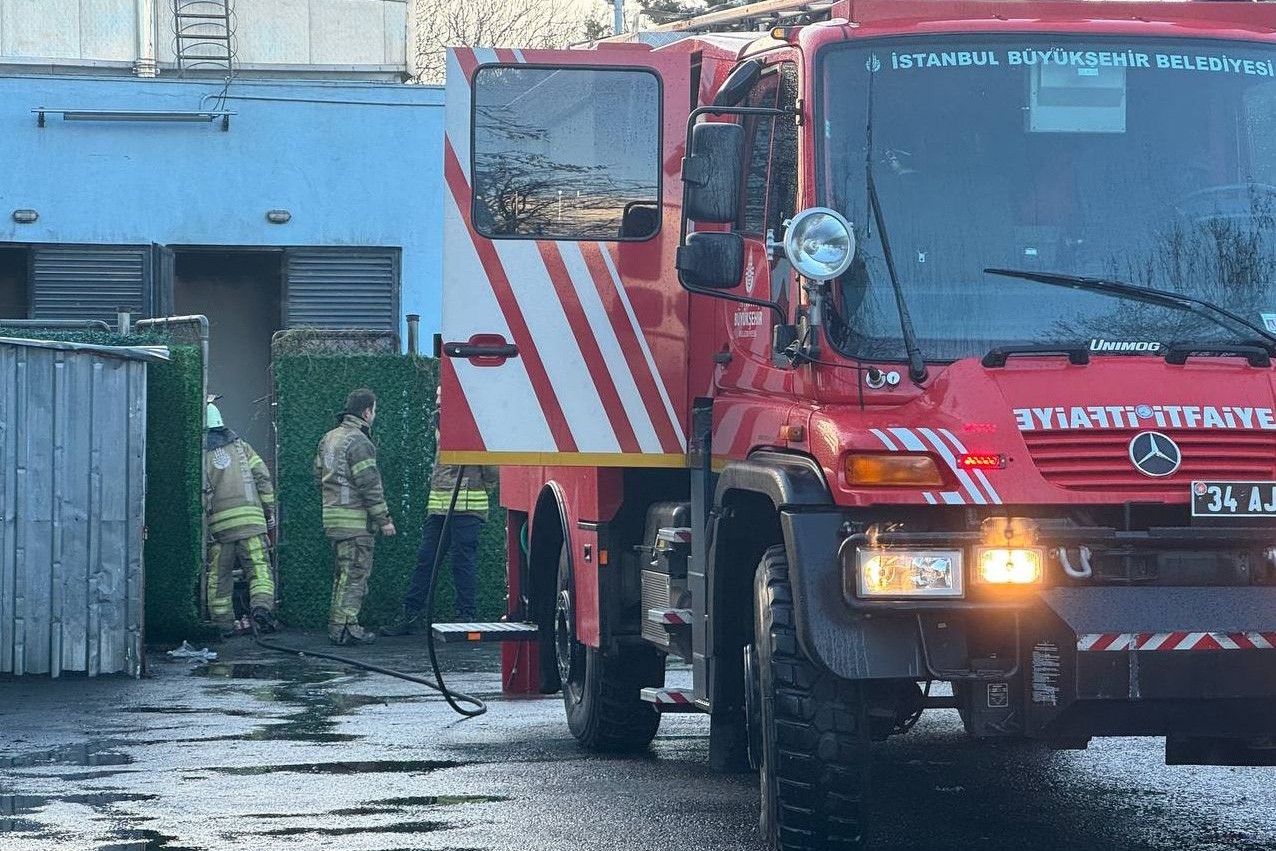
[274,353,507,629]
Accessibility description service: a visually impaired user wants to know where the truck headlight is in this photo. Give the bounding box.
[782,207,856,281]
[975,547,1044,584]
[855,550,963,599]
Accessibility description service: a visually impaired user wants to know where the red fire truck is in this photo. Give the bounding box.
[438,2,1276,846]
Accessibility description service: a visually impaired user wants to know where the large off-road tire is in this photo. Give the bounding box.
[753,544,870,850]
[555,545,662,751]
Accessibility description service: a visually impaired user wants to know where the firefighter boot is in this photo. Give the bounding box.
[252,607,278,635]
[330,623,377,646]
[380,609,423,636]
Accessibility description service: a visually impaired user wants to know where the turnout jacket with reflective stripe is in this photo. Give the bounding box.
[315,414,390,538]
[427,463,498,520]
[204,430,274,543]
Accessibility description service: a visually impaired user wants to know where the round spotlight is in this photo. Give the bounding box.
[782,207,855,281]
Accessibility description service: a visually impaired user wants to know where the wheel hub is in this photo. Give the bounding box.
[555,587,583,704]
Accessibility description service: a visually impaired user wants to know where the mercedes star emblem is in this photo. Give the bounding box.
[1128,431,1182,478]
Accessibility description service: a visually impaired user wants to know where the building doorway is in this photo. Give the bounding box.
[0,246,30,319]
[174,250,283,465]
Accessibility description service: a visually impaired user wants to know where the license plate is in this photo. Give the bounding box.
[1191,481,1276,518]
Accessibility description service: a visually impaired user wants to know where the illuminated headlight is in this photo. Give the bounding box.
[976,547,1044,585]
[855,549,963,599]
[782,207,856,281]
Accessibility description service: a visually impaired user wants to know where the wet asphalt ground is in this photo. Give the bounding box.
[2,634,1276,851]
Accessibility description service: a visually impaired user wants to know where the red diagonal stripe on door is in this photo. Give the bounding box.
[444,140,577,452]
[578,242,683,453]
[536,241,640,454]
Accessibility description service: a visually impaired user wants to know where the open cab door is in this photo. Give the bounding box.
[439,46,692,468]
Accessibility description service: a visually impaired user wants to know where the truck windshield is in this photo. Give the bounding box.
[819,36,1276,363]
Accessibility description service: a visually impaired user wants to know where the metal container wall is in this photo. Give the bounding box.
[0,340,157,677]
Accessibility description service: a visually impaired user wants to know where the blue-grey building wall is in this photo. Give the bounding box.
[0,73,444,334]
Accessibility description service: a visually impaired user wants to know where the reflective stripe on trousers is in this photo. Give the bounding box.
[207,534,274,622]
[329,535,375,630]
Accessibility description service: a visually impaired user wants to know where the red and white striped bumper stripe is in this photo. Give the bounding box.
[1078,632,1276,651]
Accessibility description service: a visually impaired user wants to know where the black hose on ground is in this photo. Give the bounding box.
[251,465,487,718]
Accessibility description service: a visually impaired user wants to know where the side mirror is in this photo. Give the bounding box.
[677,232,744,290]
[714,59,763,108]
[682,123,743,224]
[620,201,660,239]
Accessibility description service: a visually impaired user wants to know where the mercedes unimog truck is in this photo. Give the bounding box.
[436,2,1276,846]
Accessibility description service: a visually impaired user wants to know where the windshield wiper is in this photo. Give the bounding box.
[984,268,1276,351]
[866,74,927,384]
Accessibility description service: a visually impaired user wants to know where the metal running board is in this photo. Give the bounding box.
[641,687,701,713]
[430,621,539,643]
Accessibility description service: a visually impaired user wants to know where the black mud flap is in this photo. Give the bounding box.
[1167,735,1276,767]
[1024,587,1276,741]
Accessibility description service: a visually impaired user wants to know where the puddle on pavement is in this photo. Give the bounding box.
[0,818,40,833]
[327,796,506,816]
[190,662,345,683]
[249,796,508,820]
[212,759,461,776]
[1,793,156,815]
[124,705,263,719]
[96,828,200,850]
[373,795,508,807]
[229,688,387,743]
[0,742,134,769]
[261,820,449,837]
[54,769,138,781]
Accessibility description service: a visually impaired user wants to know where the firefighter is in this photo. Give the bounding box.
[316,388,396,645]
[383,386,497,635]
[204,400,278,637]
[381,460,498,635]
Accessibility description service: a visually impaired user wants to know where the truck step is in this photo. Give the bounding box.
[646,608,693,627]
[641,687,701,713]
[430,621,539,643]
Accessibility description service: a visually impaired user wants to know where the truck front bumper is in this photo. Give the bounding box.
[782,511,1276,740]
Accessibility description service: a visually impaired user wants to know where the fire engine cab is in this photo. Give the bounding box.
[438,2,1276,847]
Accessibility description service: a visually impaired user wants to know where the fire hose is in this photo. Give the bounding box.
[252,466,488,718]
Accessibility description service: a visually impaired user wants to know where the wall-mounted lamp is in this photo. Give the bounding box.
[34,108,232,131]
[266,210,292,224]
[12,209,38,224]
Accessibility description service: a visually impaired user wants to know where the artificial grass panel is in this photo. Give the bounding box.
[274,354,507,629]
[142,345,208,642]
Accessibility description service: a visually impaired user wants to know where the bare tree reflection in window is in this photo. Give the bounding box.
[471,67,661,241]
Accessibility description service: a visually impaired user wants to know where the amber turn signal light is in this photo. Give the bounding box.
[845,453,945,487]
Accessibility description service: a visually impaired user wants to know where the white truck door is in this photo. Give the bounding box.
[438,46,691,468]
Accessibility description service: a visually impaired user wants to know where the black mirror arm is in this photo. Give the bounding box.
[677,104,795,323]
[677,272,787,323]
[678,104,798,246]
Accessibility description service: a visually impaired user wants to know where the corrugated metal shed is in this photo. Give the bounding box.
[0,338,168,677]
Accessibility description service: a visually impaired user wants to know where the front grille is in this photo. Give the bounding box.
[1024,429,1276,492]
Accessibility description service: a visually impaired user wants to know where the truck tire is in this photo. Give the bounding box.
[555,545,662,752]
[754,544,869,850]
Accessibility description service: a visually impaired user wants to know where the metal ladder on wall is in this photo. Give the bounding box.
[173,0,235,74]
